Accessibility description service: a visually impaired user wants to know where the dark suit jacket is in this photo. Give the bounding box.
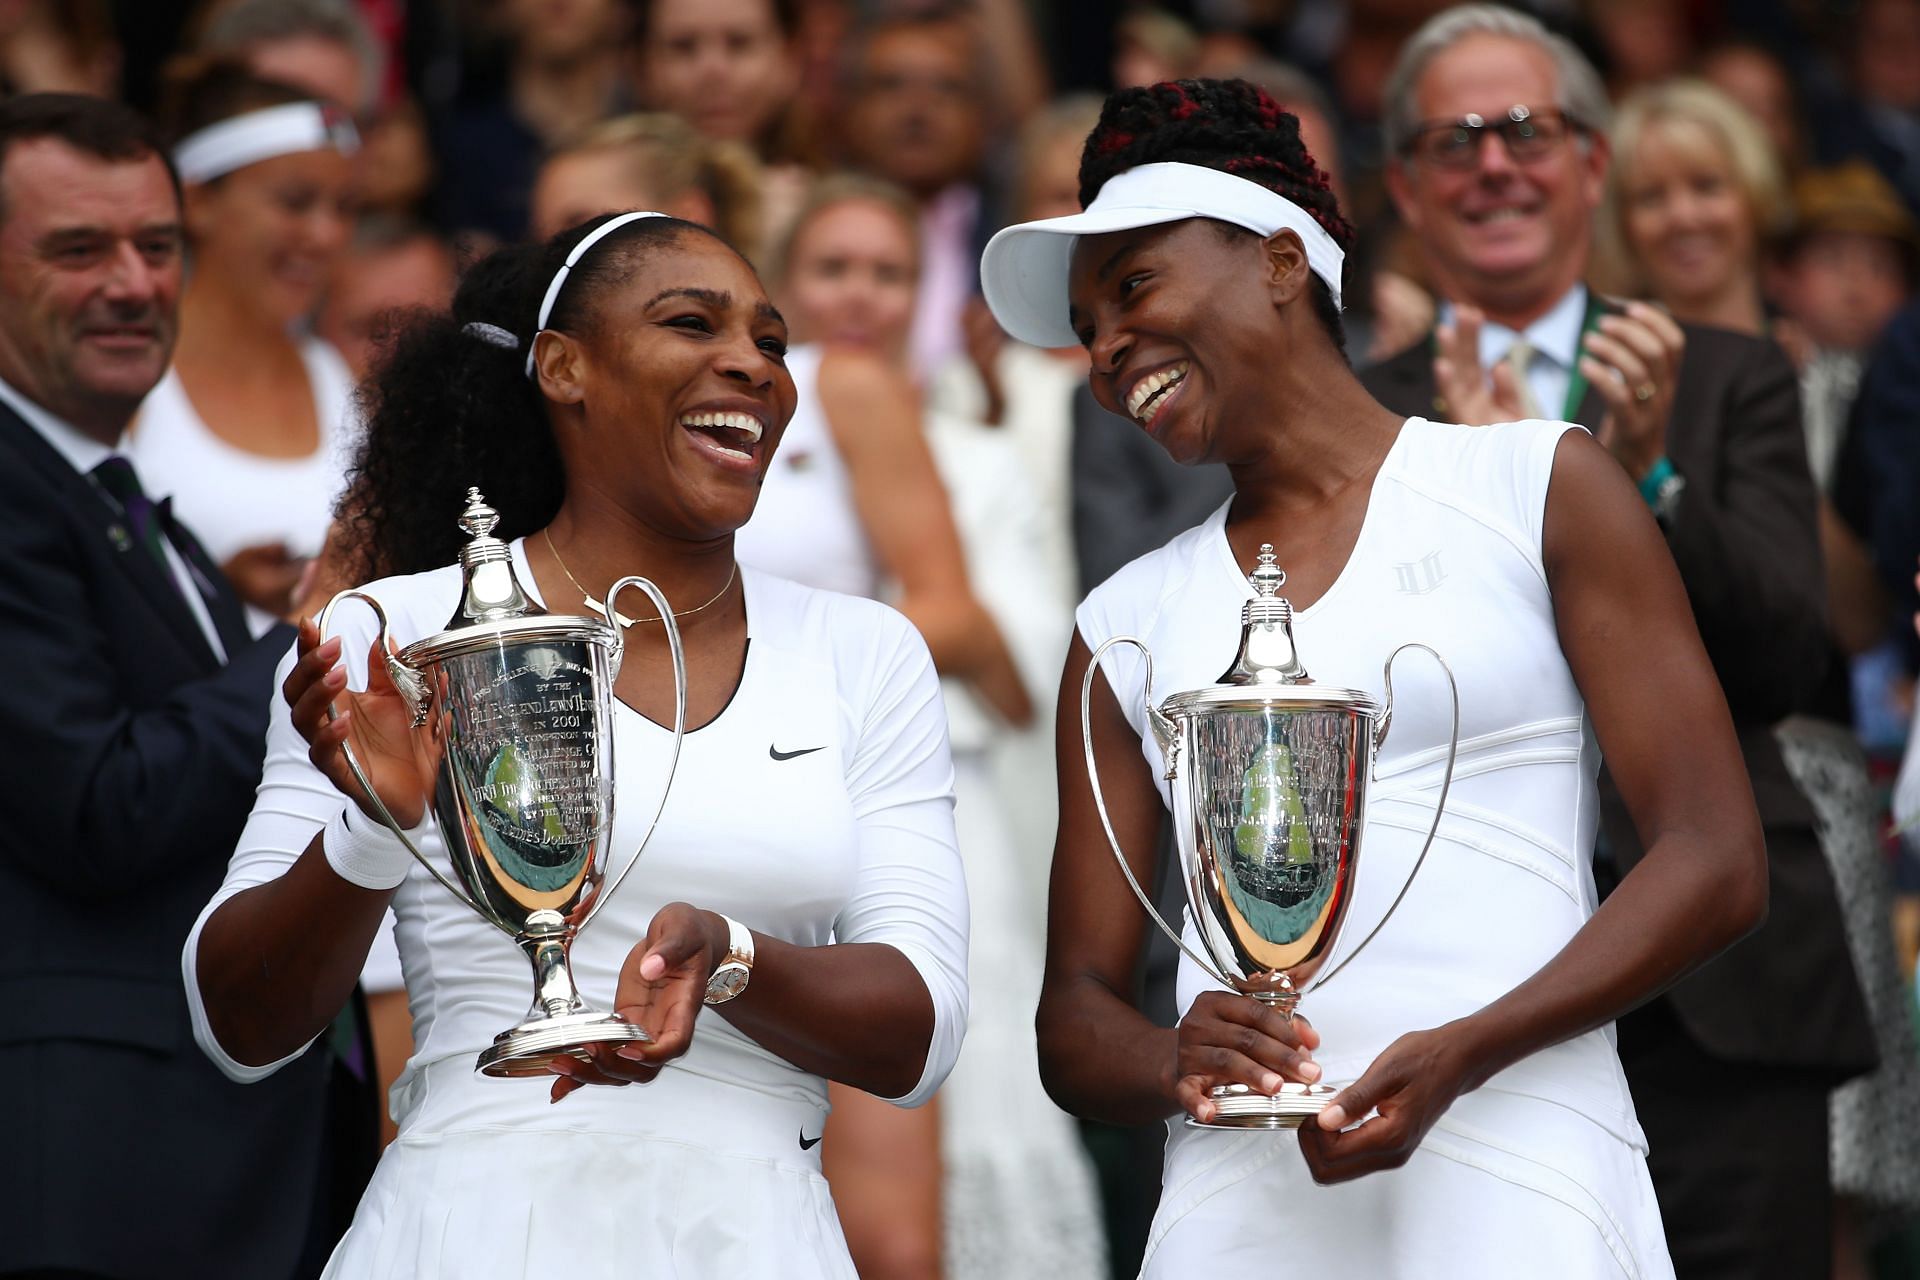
[1070,384,1235,596]
[0,402,333,1277]
[1362,317,1877,1078]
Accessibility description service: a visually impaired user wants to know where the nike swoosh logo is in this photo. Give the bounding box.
[799,1129,822,1150]
[770,744,826,762]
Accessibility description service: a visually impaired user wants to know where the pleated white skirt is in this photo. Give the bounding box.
[323,1055,857,1279]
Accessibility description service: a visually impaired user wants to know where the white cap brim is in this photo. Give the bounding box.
[978,162,1345,351]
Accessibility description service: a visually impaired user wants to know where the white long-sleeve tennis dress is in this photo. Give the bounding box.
[1077,419,1675,1279]
[183,543,969,1278]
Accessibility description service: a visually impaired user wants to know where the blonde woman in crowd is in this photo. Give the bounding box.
[129,59,358,632]
[531,111,765,258]
[747,174,1104,1280]
[1612,77,1920,1266]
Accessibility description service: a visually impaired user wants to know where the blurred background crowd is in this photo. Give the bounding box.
[8,0,1920,1276]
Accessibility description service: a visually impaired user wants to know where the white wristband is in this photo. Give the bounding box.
[322,803,424,890]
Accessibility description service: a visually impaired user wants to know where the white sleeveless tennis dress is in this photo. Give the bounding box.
[1077,418,1675,1279]
[130,335,355,634]
[182,542,969,1278]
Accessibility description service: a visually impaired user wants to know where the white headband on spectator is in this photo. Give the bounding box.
[979,161,1345,349]
[173,102,359,185]
[527,210,668,379]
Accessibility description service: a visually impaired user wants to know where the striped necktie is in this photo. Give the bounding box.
[1502,338,1544,420]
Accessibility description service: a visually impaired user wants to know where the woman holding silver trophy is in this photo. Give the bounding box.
[981,80,1766,1275]
[184,212,969,1276]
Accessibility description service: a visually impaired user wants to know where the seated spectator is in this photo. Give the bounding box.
[1698,40,1808,178]
[196,0,381,120]
[432,0,634,242]
[128,60,360,631]
[530,112,764,257]
[0,0,119,97]
[634,0,807,163]
[1609,78,1789,336]
[316,214,456,379]
[839,6,998,380]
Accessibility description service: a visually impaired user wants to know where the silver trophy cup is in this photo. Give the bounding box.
[1083,545,1459,1128]
[318,488,685,1077]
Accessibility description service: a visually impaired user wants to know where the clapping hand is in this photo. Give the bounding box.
[1580,301,1684,482]
[548,902,728,1103]
[1171,991,1323,1123]
[1432,306,1528,427]
[1296,1021,1480,1183]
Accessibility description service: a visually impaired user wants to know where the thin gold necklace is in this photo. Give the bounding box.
[542,528,737,629]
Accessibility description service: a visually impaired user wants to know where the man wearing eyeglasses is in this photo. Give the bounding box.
[1361,7,1875,1280]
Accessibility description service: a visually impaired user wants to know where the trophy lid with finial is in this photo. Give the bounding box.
[1221,544,1310,686]
[400,486,616,667]
[1160,543,1378,719]
[452,486,541,625]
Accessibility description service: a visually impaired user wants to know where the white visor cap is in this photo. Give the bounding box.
[979,161,1345,350]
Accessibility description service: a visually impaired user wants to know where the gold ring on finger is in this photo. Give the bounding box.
[1635,382,1656,402]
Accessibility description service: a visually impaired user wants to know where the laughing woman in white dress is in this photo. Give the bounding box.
[183,213,968,1277]
[982,79,1771,1278]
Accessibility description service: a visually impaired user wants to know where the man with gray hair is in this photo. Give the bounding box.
[1361,6,1876,1277]
[197,0,383,119]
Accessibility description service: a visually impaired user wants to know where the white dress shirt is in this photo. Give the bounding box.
[0,374,227,661]
[1440,284,1591,423]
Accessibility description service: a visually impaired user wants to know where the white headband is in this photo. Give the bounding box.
[526,210,669,379]
[979,161,1346,349]
[173,102,359,185]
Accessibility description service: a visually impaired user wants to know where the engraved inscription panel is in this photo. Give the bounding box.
[429,639,616,922]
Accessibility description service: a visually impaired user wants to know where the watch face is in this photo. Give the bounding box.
[707,963,749,1003]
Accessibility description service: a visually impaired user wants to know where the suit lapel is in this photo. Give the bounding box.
[0,405,224,668]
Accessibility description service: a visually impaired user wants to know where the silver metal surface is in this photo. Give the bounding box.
[1083,543,1462,1130]
[317,487,689,1076]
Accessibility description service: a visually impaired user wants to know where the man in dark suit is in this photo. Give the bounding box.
[1359,9,1875,1277]
[0,95,344,1278]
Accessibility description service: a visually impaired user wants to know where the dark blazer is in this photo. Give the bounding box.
[1069,384,1235,595]
[1362,316,1877,1077]
[0,402,334,1277]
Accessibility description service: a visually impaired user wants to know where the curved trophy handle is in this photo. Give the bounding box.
[1309,642,1461,992]
[314,590,508,933]
[1081,636,1239,991]
[576,574,689,933]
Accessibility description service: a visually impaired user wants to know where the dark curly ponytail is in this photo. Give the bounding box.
[1078,79,1354,353]
[336,213,722,582]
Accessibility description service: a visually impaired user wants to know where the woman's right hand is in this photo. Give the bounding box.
[285,616,430,828]
[1171,991,1323,1124]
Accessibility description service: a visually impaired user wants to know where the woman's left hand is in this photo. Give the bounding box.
[548,902,728,1103]
[1295,1021,1484,1184]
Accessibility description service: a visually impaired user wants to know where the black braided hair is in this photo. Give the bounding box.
[336,213,726,582]
[1078,78,1354,353]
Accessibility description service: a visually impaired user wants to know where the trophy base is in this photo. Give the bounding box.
[476,1010,654,1078]
[1185,1081,1338,1130]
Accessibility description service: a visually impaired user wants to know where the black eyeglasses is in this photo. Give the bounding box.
[1401,105,1583,170]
